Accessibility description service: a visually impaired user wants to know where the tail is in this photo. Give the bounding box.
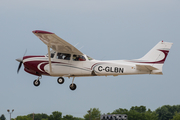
[132,41,173,74]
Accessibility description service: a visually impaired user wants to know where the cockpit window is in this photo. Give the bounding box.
[56,53,71,60]
[73,55,86,61]
[87,56,93,60]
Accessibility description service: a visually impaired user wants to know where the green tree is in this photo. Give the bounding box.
[48,111,62,120]
[41,118,48,120]
[27,113,48,120]
[112,108,128,114]
[127,109,143,120]
[74,117,84,120]
[84,108,101,120]
[16,116,32,120]
[171,112,180,120]
[144,109,158,120]
[62,115,84,120]
[156,106,172,120]
[63,115,74,120]
[0,114,6,120]
[112,106,158,120]
[155,105,180,120]
[130,106,146,113]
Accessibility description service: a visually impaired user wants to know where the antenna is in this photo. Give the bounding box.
[74,43,79,47]
[79,46,84,50]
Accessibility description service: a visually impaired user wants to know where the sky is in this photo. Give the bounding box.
[0,0,180,119]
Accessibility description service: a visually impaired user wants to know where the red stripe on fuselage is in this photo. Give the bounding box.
[23,56,45,60]
[23,56,70,76]
[23,56,49,76]
[23,61,49,75]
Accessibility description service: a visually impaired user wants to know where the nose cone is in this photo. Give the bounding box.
[16,57,23,62]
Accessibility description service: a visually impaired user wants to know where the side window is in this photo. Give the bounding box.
[51,52,55,58]
[56,53,71,60]
[46,52,56,58]
[73,55,86,61]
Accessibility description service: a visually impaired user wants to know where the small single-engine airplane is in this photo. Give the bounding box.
[16,30,173,90]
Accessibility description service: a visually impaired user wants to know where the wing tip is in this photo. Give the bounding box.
[32,30,54,34]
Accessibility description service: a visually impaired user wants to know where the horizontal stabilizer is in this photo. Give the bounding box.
[136,65,158,71]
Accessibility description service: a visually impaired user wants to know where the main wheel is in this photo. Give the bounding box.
[33,79,40,86]
[57,77,64,84]
[69,83,77,90]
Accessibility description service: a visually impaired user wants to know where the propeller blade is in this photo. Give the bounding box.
[16,58,23,73]
[23,49,27,56]
[16,49,27,74]
[17,61,23,73]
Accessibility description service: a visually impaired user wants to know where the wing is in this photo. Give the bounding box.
[32,30,83,55]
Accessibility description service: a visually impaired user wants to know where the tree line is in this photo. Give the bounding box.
[1,105,180,120]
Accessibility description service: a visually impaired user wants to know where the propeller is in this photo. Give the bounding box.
[16,58,23,73]
[16,50,27,73]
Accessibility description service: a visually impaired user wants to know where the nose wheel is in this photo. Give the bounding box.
[33,80,40,86]
[33,76,41,87]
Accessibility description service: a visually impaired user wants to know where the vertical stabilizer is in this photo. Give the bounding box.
[139,41,173,64]
[132,41,173,74]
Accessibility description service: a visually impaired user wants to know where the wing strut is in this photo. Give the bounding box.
[47,45,52,74]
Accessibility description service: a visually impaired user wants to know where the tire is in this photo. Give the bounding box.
[33,80,40,86]
[57,77,64,84]
[69,83,77,90]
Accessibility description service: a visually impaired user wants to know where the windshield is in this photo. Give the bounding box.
[87,56,93,60]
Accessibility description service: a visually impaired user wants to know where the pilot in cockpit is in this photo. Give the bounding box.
[64,54,71,60]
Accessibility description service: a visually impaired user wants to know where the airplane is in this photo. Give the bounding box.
[16,30,173,90]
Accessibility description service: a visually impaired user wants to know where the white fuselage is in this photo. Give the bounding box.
[16,30,173,90]
[23,54,158,78]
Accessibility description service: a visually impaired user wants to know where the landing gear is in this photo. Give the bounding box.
[69,83,77,90]
[33,76,77,90]
[57,77,64,84]
[33,76,41,87]
[33,80,40,86]
[69,77,77,91]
